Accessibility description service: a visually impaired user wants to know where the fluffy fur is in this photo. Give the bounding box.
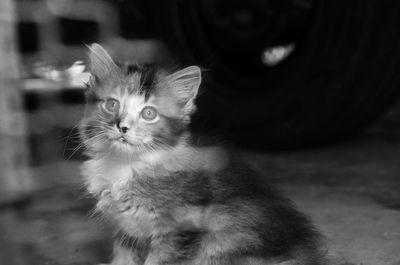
[80,43,326,265]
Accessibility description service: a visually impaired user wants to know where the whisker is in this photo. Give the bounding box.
[62,121,85,157]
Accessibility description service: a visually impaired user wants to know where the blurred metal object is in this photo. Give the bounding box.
[28,60,90,89]
[0,0,33,204]
[261,44,296,66]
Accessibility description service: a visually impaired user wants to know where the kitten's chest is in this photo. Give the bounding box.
[81,159,134,195]
[82,158,206,237]
[82,159,161,234]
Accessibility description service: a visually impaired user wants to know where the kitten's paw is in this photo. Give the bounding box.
[96,189,113,211]
[100,189,112,198]
[114,193,135,213]
[110,184,136,213]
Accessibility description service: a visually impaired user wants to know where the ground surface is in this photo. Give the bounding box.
[1,109,400,265]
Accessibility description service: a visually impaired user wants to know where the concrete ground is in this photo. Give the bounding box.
[1,109,400,265]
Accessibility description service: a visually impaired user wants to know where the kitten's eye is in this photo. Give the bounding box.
[141,106,158,121]
[104,98,120,113]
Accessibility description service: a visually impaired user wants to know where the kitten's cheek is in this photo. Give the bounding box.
[143,136,153,144]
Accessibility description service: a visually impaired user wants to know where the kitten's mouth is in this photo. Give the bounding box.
[115,136,131,145]
[111,135,143,148]
[115,136,143,148]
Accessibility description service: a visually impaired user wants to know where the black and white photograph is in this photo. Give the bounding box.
[0,1,399,265]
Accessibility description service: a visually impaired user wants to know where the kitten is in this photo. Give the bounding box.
[80,43,326,265]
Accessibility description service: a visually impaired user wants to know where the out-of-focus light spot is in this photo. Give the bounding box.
[261,44,296,66]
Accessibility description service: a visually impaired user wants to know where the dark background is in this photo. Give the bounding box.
[17,0,400,159]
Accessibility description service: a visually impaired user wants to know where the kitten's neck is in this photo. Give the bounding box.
[140,140,229,174]
[94,133,229,175]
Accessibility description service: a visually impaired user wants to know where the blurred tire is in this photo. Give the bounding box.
[154,0,400,149]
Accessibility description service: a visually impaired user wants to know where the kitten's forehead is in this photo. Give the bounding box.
[92,64,159,100]
[124,94,146,113]
[122,64,158,99]
[122,72,141,95]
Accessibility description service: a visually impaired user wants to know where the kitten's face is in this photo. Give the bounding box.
[80,44,201,158]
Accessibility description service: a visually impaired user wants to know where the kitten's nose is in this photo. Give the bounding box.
[118,122,130,134]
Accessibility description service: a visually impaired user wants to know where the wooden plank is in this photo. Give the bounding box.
[0,0,33,203]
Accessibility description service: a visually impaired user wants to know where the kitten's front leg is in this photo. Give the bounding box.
[144,249,175,265]
[144,236,175,265]
[99,243,142,265]
[144,231,202,265]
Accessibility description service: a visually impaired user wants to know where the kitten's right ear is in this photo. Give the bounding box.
[87,43,119,81]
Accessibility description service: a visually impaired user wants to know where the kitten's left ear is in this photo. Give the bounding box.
[167,66,201,115]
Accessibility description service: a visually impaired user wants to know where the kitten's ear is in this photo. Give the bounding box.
[167,66,201,115]
[87,43,119,81]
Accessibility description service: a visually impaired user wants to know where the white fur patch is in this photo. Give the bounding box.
[137,141,229,174]
[81,158,133,195]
